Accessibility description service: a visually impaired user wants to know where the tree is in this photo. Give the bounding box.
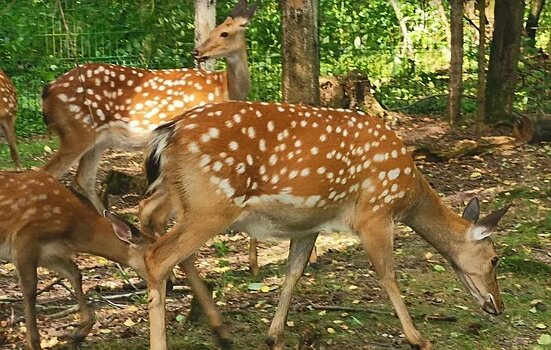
[476,0,487,128]
[485,0,525,124]
[526,0,547,44]
[195,0,216,70]
[448,0,463,124]
[280,0,320,105]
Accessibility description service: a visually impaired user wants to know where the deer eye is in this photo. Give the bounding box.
[491,257,499,267]
[220,32,229,37]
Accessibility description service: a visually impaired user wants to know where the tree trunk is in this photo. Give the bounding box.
[476,0,487,129]
[526,0,547,43]
[195,0,216,70]
[436,0,451,47]
[389,0,414,58]
[281,0,320,105]
[485,0,525,124]
[448,0,463,125]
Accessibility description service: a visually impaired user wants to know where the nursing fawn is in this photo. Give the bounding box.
[0,170,152,349]
[142,101,510,350]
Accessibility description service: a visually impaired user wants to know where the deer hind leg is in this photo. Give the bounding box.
[178,255,232,349]
[42,133,95,180]
[145,211,237,350]
[13,248,41,349]
[41,256,95,344]
[0,119,21,169]
[356,218,431,350]
[249,238,259,276]
[266,233,318,350]
[75,140,110,213]
[250,240,318,277]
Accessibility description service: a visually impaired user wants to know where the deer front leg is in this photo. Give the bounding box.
[178,255,232,349]
[75,140,110,213]
[146,214,233,350]
[42,257,95,343]
[0,119,21,169]
[356,218,431,350]
[14,253,41,349]
[266,233,318,350]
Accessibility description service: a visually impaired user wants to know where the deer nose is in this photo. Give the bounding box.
[192,49,200,58]
[482,295,503,315]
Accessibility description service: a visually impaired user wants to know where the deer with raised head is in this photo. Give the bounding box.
[142,101,510,350]
[41,0,256,214]
[0,170,155,349]
[0,69,21,168]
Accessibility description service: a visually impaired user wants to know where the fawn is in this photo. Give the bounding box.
[0,170,152,349]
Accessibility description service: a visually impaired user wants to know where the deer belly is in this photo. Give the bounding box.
[229,211,355,242]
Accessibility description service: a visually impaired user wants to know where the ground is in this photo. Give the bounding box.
[0,114,550,350]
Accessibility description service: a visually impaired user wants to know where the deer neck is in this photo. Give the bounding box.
[402,173,470,260]
[225,47,250,101]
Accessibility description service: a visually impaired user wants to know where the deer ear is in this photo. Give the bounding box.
[105,211,137,245]
[231,4,257,27]
[462,197,480,223]
[470,204,511,241]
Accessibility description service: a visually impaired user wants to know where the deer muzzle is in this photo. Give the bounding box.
[482,293,504,315]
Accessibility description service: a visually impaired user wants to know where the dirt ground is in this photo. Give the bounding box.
[0,114,550,349]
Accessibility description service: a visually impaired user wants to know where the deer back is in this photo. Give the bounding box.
[148,102,419,222]
[42,64,228,139]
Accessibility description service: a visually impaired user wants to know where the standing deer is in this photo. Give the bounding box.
[0,170,155,349]
[41,0,256,213]
[142,101,510,350]
[0,69,21,168]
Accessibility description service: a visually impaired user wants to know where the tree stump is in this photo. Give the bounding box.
[319,70,395,123]
[512,113,551,144]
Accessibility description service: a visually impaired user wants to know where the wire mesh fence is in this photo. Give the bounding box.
[1,0,549,137]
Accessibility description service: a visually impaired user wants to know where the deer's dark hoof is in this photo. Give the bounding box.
[409,338,432,350]
[213,326,233,350]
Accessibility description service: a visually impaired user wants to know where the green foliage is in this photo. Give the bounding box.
[1,0,550,136]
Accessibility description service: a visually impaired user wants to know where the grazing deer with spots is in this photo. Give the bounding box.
[41,0,256,214]
[0,170,155,349]
[142,101,510,350]
[0,69,21,168]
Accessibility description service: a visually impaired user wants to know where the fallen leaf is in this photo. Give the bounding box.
[433,264,446,272]
[470,171,482,179]
[123,318,135,327]
[535,323,547,329]
[327,327,336,334]
[248,282,262,291]
[538,334,551,346]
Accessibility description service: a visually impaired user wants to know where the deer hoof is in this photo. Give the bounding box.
[213,326,233,350]
[410,338,432,350]
[265,335,284,349]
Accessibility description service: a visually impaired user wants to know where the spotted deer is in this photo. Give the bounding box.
[0,69,21,168]
[142,101,510,350]
[0,171,155,349]
[41,0,256,214]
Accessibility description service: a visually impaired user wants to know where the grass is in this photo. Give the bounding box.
[0,136,58,169]
[1,138,549,350]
